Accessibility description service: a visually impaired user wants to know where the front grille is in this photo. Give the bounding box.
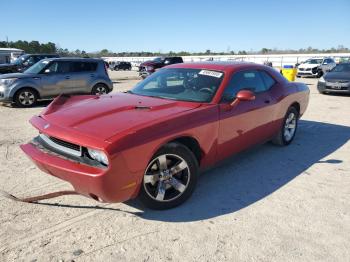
[39,134,82,157]
[327,79,349,83]
[48,136,81,151]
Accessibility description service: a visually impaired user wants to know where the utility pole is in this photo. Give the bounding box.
[6,36,9,47]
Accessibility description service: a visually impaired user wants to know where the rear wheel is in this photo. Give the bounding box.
[138,143,198,210]
[91,84,109,95]
[272,107,299,146]
[14,88,38,107]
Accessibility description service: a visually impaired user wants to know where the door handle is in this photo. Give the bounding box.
[264,100,270,104]
[65,76,70,79]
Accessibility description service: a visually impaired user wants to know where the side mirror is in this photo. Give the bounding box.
[236,90,256,101]
[229,90,255,107]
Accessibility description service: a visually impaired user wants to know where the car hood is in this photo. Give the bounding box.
[298,63,320,68]
[324,72,350,81]
[0,72,34,79]
[40,93,202,142]
[140,61,159,67]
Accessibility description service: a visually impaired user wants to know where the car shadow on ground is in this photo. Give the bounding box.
[1,100,52,108]
[126,120,350,222]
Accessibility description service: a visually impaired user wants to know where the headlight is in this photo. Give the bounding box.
[87,148,109,166]
[0,78,18,86]
[146,66,154,71]
[319,76,325,83]
[0,85,4,92]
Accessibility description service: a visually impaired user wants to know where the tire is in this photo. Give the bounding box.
[138,143,198,210]
[91,84,109,95]
[14,88,38,107]
[317,70,323,78]
[272,106,299,146]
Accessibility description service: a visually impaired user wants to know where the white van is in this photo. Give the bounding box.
[0,48,25,64]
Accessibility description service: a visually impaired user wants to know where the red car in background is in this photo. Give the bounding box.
[21,62,309,209]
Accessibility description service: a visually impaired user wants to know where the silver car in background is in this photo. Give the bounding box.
[0,58,113,107]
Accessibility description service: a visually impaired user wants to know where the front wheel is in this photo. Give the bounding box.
[138,143,198,210]
[91,84,109,95]
[272,107,299,146]
[14,88,38,107]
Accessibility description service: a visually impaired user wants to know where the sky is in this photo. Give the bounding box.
[1,0,350,53]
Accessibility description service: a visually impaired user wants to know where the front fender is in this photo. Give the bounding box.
[8,79,41,98]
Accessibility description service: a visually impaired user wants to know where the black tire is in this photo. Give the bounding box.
[91,84,109,95]
[317,70,324,78]
[272,106,299,146]
[138,142,198,210]
[14,88,38,107]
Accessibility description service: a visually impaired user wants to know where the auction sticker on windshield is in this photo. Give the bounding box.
[199,70,223,78]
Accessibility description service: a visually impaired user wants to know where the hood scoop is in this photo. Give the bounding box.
[134,105,152,110]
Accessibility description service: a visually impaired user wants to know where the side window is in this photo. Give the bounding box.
[46,61,70,73]
[222,70,266,100]
[260,71,276,90]
[71,62,97,72]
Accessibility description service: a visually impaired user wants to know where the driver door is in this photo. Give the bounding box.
[217,70,276,161]
[40,61,74,98]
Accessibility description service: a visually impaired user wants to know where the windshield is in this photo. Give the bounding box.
[24,60,50,74]
[151,57,163,63]
[12,54,29,65]
[305,59,323,64]
[130,68,224,103]
[331,64,350,72]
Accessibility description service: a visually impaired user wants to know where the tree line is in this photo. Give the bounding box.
[1,40,349,57]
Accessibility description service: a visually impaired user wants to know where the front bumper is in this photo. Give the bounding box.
[317,82,350,94]
[0,84,13,102]
[20,140,142,203]
[297,69,317,77]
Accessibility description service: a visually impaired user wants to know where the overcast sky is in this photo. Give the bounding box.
[2,0,350,52]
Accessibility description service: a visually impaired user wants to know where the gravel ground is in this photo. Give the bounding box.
[0,71,349,262]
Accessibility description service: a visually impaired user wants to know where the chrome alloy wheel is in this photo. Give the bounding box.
[143,154,190,202]
[18,91,35,106]
[283,112,297,142]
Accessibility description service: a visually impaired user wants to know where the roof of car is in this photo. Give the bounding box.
[165,61,261,71]
[44,57,103,62]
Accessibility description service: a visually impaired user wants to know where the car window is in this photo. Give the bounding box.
[46,61,71,73]
[222,70,267,100]
[132,68,224,103]
[260,71,276,90]
[71,62,97,72]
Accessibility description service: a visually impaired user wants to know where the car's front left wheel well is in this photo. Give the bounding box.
[169,136,202,165]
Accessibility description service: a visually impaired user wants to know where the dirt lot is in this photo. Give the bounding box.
[0,71,349,262]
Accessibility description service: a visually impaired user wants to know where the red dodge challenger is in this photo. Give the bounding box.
[21,62,309,209]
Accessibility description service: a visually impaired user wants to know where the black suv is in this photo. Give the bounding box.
[111,61,132,71]
[0,54,60,74]
[139,56,183,78]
